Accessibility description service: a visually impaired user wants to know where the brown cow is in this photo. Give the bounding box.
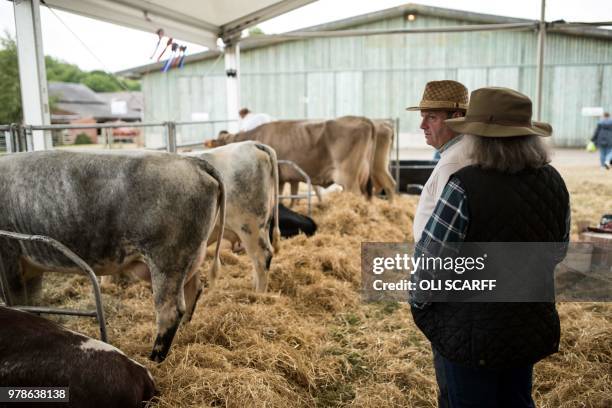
[371,119,397,200]
[207,116,375,199]
[0,306,157,408]
[285,119,397,204]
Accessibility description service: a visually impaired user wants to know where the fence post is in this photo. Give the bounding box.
[24,126,34,152]
[394,117,400,192]
[166,121,177,153]
[7,124,17,153]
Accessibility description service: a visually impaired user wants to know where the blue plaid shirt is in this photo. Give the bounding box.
[410,175,570,306]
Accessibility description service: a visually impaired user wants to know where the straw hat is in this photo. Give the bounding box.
[406,80,468,111]
[445,87,552,137]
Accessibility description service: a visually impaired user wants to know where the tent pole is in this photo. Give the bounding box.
[224,42,241,133]
[535,0,546,121]
[13,0,52,150]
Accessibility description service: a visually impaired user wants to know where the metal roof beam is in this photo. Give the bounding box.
[220,0,315,42]
[239,22,538,44]
[43,0,219,48]
[106,0,220,33]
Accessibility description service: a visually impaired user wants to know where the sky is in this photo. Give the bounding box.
[0,0,611,73]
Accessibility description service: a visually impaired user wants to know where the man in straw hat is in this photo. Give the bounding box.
[407,80,471,242]
[411,87,570,407]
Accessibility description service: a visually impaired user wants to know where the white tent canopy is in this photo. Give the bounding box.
[44,0,316,48]
[13,0,316,150]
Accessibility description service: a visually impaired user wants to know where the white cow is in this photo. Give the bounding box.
[186,141,280,292]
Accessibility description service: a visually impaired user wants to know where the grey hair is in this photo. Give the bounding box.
[467,134,550,173]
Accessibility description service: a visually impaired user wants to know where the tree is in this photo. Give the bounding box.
[248,26,265,36]
[74,133,92,145]
[46,57,85,83]
[82,71,123,92]
[0,32,22,124]
[0,32,141,125]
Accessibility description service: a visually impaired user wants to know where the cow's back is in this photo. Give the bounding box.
[0,151,219,270]
[0,306,156,408]
[199,141,274,222]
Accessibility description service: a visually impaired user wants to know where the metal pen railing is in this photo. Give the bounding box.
[277,160,313,216]
[0,230,107,342]
[3,116,402,201]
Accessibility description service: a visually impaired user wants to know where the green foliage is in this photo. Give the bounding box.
[0,32,22,124]
[0,32,141,125]
[248,26,265,36]
[82,71,122,92]
[46,57,85,83]
[74,133,93,145]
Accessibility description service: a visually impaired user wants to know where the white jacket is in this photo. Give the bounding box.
[412,135,472,242]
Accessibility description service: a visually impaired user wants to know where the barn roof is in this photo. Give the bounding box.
[49,82,141,122]
[117,2,612,78]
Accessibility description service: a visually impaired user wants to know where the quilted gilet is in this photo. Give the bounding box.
[411,164,569,368]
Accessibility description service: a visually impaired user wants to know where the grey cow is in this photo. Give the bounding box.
[186,141,280,292]
[0,151,225,362]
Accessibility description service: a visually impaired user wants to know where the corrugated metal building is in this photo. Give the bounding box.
[120,3,612,147]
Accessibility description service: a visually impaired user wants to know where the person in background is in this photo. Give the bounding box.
[411,87,570,408]
[406,80,471,242]
[591,112,612,170]
[238,108,273,132]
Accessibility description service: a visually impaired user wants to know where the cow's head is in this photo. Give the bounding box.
[204,130,232,148]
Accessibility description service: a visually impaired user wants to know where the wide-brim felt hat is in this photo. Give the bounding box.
[445,87,552,137]
[406,80,469,111]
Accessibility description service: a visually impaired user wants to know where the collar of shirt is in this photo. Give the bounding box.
[438,134,464,155]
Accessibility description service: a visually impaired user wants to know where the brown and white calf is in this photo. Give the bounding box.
[0,306,157,408]
[186,141,280,292]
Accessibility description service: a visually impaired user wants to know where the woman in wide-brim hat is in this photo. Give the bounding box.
[411,87,570,407]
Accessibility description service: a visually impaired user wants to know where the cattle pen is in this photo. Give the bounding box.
[1,0,611,407]
[13,166,611,407]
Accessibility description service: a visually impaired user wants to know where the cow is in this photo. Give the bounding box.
[184,141,281,292]
[371,119,397,200]
[271,204,317,239]
[206,116,376,200]
[0,150,225,363]
[0,306,156,408]
[285,118,396,204]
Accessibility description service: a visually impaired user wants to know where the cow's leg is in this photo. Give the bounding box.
[279,181,289,206]
[373,170,396,201]
[290,181,299,208]
[19,257,50,304]
[182,239,208,322]
[0,253,27,306]
[335,171,362,195]
[148,259,187,362]
[314,186,324,203]
[182,272,202,323]
[238,222,273,293]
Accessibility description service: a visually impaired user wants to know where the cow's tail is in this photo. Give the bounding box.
[364,118,377,200]
[197,159,226,280]
[255,143,281,254]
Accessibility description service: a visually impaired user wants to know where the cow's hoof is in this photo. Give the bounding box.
[149,350,165,363]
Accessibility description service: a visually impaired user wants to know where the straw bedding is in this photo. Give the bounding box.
[37,165,610,407]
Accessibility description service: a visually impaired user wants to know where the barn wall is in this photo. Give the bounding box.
[143,12,612,147]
